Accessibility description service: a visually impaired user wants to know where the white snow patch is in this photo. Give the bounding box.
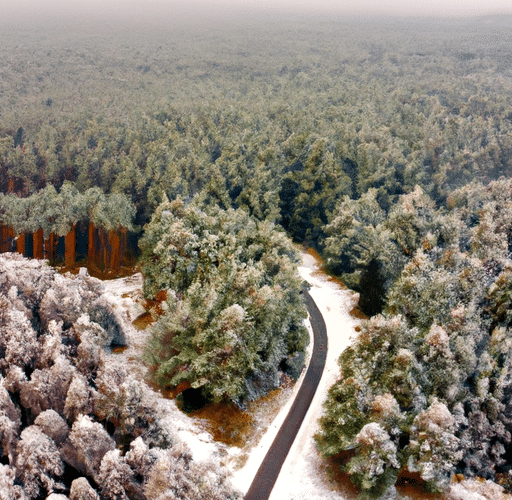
[101,273,146,324]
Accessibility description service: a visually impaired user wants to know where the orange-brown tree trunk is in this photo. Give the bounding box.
[8,178,14,193]
[87,221,95,270]
[0,224,6,253]
[119,228,128,269]
[33,229,44,259]
[99,227,107,272]
[108,230,121,274]
[16,234,25,255]
[0,224,7,253]
[65,225,76,269]
[44,232,57,264]
[50,232,57,264]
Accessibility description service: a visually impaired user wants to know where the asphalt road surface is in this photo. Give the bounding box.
[244,289,328,500]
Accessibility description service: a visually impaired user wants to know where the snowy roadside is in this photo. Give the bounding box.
[267,250,360,500]
[230,250,360,497]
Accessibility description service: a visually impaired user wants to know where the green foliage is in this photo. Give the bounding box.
[279,136,351,243]
[347,422,401,498]
[140,198,308,404]
[91,192,137,232]
[324,186,463,315]
[318,179,512,494]
[0,183,136,236]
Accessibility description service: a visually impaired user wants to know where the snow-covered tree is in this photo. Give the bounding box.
[0,254,240,499]
[140,198,308,404]
[15,426,65,499]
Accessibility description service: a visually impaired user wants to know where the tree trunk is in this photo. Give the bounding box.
[0,225,7,253]
[65,225,76,269]
[16,234,25,256]
[99,227,107,272]
[33,229,44,259]
[120,228,128,269]
[45,232,57,264]
[108,230,121,274]
[0,224,9,253]
[87,221,95,270]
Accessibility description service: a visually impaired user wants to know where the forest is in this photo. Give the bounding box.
[1,7,512,499]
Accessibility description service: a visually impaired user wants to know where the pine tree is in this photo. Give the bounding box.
[140,198,308,404]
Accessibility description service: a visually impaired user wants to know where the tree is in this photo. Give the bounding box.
[140,198,308,404]
[279,136,350,245]
[323,189,406,315]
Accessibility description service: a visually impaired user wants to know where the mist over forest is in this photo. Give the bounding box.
[2,7,512,499]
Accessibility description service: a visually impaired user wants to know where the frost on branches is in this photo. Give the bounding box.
[0,253,239,500]
[140,199,308,406]
[317,180,512,497]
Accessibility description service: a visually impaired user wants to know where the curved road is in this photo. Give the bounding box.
[244,289,328,500]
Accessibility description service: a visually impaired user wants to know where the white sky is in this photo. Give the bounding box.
[2,0,512,18]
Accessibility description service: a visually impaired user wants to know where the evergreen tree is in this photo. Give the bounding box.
[140,198,308,404]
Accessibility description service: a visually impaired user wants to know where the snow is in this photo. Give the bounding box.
[100,272,146,324]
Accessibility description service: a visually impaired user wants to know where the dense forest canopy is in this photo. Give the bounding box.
[2,9,512,497]
[2,14,512,231]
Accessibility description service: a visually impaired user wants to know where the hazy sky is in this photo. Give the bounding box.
[3,0,512,18]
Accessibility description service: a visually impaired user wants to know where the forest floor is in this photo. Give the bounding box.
[98,255,512,500]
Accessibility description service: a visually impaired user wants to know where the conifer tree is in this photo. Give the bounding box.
[140,197,308,404]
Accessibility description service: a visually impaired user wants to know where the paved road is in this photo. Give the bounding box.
[244,289,328,500]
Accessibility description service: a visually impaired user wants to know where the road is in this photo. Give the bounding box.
[244,289,328,500]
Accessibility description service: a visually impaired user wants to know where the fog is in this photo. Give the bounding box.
[3,0,512,20]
